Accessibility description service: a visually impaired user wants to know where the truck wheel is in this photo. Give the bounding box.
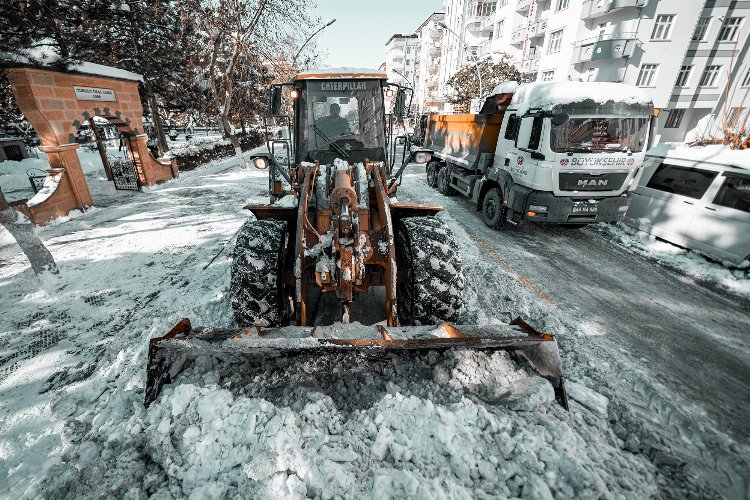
[426,161,438,187]
[481,188,507,228]
[436,166,455,195]
[230,218,288,327]
[396,217,464,325]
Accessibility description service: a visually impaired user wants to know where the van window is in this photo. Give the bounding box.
[646,163,717,199]
[504,114,519,141]
[712,175,750,213]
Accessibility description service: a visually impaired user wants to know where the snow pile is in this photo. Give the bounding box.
[490,81,520,96]
[510,82,652,115]
[164,136,231,159]
[593,221,750,299]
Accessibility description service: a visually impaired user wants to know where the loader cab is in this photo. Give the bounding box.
[291,71,390,165]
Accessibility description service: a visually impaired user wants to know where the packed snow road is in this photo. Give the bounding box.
[397,166,750,443]
[0,155,747,499]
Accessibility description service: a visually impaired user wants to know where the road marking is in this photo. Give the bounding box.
[463,227,558,307]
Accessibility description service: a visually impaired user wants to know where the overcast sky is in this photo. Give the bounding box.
[310,0,443,69]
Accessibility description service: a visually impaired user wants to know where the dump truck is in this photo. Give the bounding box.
[144,69,568,409]
[423,81,655,228]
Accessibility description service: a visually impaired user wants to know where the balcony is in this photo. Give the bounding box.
[572,33,637,64]
[582,0,647,19]
[481,15,495,33]
[426,79,438,88]
[430,28,443,40]
[466,14,488,32]
[516,0,531,12]
[511,25,526,45]
[528,18,548,38]
[429,44,441,57]
[520,55,540,74]
[428,60,439,74]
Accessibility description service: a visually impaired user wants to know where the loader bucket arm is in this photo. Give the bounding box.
[144,317,568,409]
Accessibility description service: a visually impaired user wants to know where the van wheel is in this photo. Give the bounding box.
[436,166,455,195]
[481,188,506,228]
[426,161,438,187]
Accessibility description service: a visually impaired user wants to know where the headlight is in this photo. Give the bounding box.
[414,152,432,164]
[528,204,548,213]
[253,157,269,170]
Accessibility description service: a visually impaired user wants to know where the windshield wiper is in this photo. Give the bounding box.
[312,123,349,159]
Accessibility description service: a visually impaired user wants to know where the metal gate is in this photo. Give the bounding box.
[108,156,141,191]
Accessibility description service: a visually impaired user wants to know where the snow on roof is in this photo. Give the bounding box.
[490,81,520,95]
[648,143,750,171]
[3,41,143,82]
[294,68,387,80]
[509,82,653,115]
[66,61,143,82]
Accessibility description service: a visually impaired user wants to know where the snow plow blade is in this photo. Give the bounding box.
[145,317,568,409]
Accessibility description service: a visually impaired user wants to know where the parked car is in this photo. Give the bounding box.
[626,145,750,265]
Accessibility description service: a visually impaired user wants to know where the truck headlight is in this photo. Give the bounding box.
[528,204,548,213]
[253,157,269,170]
[414,152,432,164]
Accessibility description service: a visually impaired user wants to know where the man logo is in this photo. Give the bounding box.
[578,179,609,187]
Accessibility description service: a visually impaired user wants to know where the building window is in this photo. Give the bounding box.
[407,47,412,54]
[675,65,692,87]
[556,0,569,11]
[496,19,505,37]
[499,0,508,6]
[718,17,743,42]
[548,29,563,54]
[699,65,722,87]
[651,14,675,40]
[693,16,711,41]
[664,109,685,128]
[742,68,750,86]
[636,64,659,87]
[542,70,555,81]
[726,107,746,128]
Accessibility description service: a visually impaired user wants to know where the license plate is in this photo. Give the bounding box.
[572,203,598,213]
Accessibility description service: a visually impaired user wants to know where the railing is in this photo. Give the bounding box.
[572,32,638,47]
[572,35,638,63]
[529,19,548,37]
[516,0,531,11]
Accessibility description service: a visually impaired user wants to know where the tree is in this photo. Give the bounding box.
[0,189,58,277]
[446,54,529,111]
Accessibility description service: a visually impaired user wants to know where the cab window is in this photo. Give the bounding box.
[504,114,519,140]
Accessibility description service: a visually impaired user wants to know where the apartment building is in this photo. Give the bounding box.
[392,0,750,142]
[384,34,419,88]
[413,12,446,112]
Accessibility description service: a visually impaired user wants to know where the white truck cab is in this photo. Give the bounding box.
[424,81,655,227]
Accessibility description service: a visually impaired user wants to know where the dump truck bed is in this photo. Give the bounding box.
[424,112,503,172]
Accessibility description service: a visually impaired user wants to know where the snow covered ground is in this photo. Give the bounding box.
[0,155,747,499]
[592,221,750,300]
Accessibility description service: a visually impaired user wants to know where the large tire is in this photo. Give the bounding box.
[436,166,455,195]
[481,187,507,228]
[426,161,438,187]
[230,219,288,327]
[396,217,464,325]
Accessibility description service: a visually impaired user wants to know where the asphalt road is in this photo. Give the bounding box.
[397,164,750,442]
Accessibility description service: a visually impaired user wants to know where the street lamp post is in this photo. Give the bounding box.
[438,21,483,104]
[294,19,336,67]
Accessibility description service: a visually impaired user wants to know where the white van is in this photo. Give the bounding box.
[627,145,750,265]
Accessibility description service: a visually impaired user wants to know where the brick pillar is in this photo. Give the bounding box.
[39,144,93,208]
[130,134,178,185]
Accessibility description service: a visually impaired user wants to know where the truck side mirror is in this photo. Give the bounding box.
[551,112,569,126]
[269,86,282,116]
[395,88,406,117]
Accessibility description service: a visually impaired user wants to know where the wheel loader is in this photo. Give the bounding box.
[144,69,568,409]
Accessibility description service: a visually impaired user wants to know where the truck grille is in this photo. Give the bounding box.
[559,172,629,191]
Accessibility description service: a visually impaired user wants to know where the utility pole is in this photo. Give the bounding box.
[294,19,336,67]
